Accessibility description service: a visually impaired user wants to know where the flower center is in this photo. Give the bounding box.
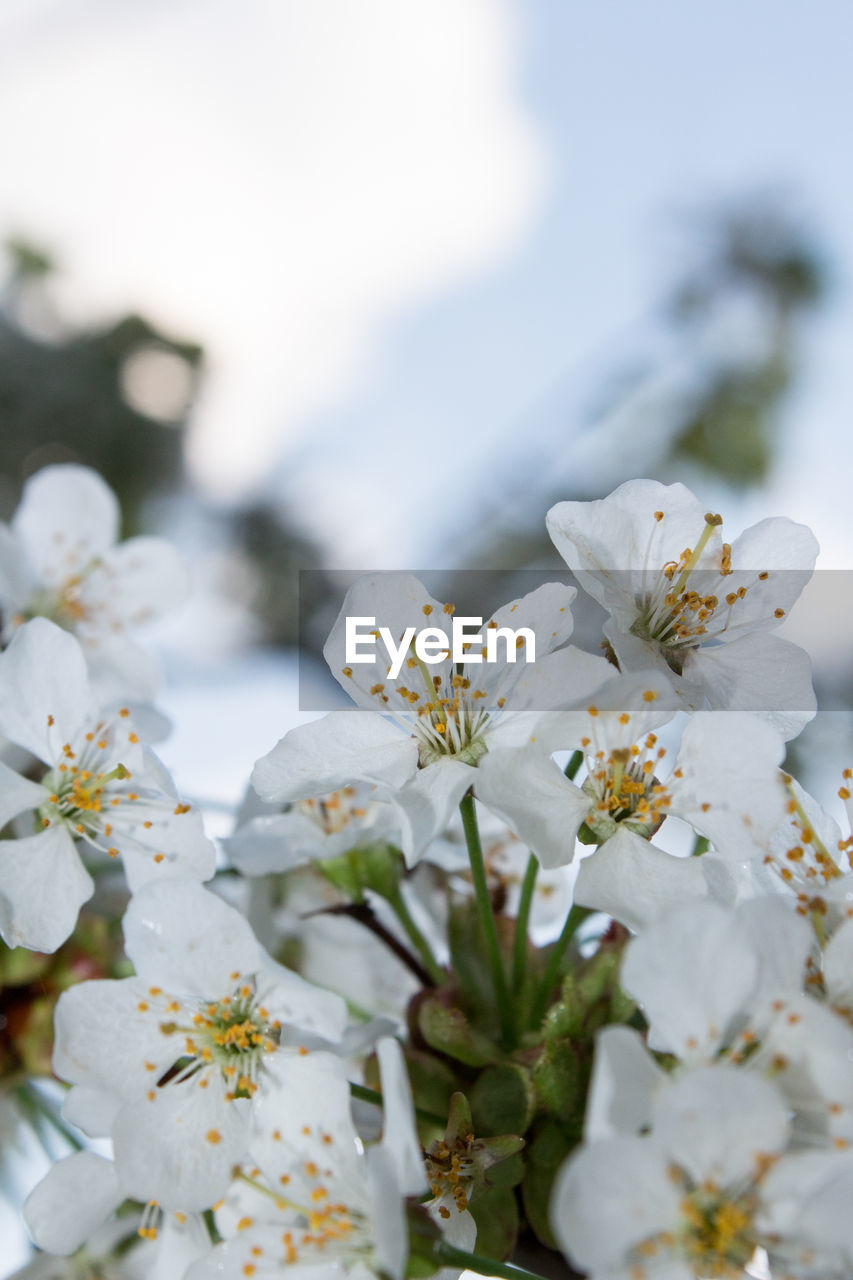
[629,1175,758,1280]
[677,1181,757,1278]
[576,701,671,840]
[297,788,369,834]
[426,1137,476,1214]
[19,558,102,633]
[395,655,491,765]
[158,979,279,1099]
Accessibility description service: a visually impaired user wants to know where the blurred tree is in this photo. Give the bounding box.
[666,200,825,485]
[0,239,203,533]
[443,194,827,584]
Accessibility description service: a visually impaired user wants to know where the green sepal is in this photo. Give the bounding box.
[469,1063,535,1138]
[320,842,405,903]
[468,1185,519,1262]
[521,1120,579,1250]
[447,894,500,1021]
[532,1039,584,1122]
[405,1203,442,1279]
[481,1148,525,1191]
[404,1050,461,1137]
[418,998,500,1067]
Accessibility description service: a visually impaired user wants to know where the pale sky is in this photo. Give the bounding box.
[1,0,851,572]
[0,0,545,497]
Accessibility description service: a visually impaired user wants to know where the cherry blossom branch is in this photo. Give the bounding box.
[300,900,438,986]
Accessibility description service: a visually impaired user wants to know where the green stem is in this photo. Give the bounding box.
[512,853,539,994]
[529,904,593,1029]
[564,748,584,780]
[387,887,444,985]
[349,1081,445,1127]
[433,1242,553,1280]
[459,792,516,1049]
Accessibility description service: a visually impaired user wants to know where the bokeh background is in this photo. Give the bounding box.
[0,2,852,1262]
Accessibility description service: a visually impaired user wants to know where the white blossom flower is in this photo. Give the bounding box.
[547,479,818,738]
[552,1064,853,1280]
[620,898,812,1063]
[223,783,400,877]
[476,683,787,889]
[0,464,188,702]
[23,1152,209,1275]
[760,775,853,922]
[185,1039,424,1280]
[0,618,215,951]
[253,573,611,863]
[50,880,348,1211]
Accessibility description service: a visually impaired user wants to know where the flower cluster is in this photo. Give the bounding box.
[3,466,848,1280]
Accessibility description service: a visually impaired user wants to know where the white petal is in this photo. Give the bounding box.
[223,810,323,875]
[687,633,816,739]
[733,897,812,1013]
[53,977,174,1097]
[0,618,91,760]
[550,1136,679,1272]
[0,759,50,827]
[24,1151,123,1255]
[523,667,680,754]
[252,1051,363,1190]
[118,807,216,892]
[654,1066,789,1186]
[225,803,397,877]
[620,901,757,1059]
[123,881,265,996]
[472,582,576,705]
[12,465,119,578]
[62,1085,122,1138]
[388,757,474,865]
[824,918,853,1011]
[759,1150,853,1255]
[85,636,162,704]
[670,711,787,850]
[323,572,449,707]
[428,1197,477,1252]
[727,516,818,616]
[0,825,93,952]
[113,1073,247,1211]
[0,522,35,608]
[573,829,710,933]
[547,480,713,624]
[252,711,418,803]
[367,1143,408,1280]
[82,535,189,626]
[474,746,587,869]
[376,1037,425,1195]
[260,957,348,1043]
[585,1026,666,1143]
